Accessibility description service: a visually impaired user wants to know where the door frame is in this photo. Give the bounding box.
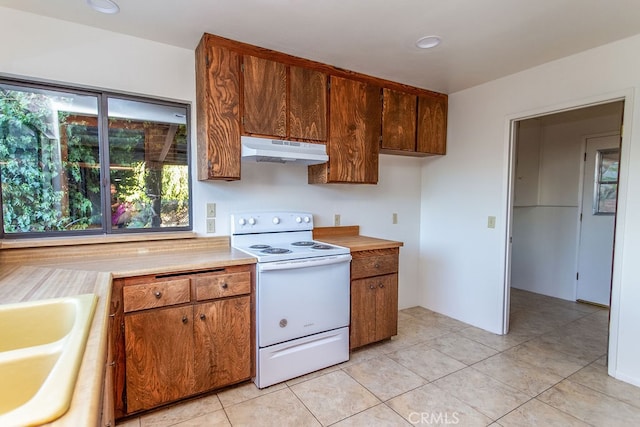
[574,131,620,303]
[502,89,634,378]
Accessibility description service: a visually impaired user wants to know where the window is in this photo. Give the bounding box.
[593,148,619,215]
[0,79,191,237]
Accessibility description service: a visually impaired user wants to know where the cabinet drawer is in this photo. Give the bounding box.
[123,279,191,313]
[194,271,251,301]
[351,253,398,280]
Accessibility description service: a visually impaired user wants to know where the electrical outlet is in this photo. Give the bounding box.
[487,216,496,229]
[206,203,216,218]
[392,213,398,224]
[206,218,216,233]
[334,214,341,226]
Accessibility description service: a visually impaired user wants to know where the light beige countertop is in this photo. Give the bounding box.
[0,237,256,426]
[313,226,404,251]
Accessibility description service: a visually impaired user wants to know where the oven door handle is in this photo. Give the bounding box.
[258,254,352,271]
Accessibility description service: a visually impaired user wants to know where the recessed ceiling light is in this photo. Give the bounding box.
[86,0,120,14]
[415,36,442,49]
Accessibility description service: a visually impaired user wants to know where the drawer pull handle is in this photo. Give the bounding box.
[374,263,380,268]
[200,313,206,320]
[369,284,376,289]
[182,316,188,324]
[221,282,228,289]
[154,291,162,299]
[379,283,384,288]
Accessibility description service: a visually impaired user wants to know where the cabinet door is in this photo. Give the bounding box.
[417,94,447,155]
[326,76,381,183]
[374,273,398,342]
[350,277,377,349]
[124,306,195,413]
[381,88,417,152]
[195,40,241,180]
[242,55,287,137]
[289,66,327,141]
[193,296,252,392]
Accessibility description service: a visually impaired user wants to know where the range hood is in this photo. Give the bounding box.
[241,136,328,165]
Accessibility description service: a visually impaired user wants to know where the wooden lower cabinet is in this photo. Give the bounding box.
[111,265,254,418]
[350,248,399,349]
[124,305,196,413]
[193,296,251,392]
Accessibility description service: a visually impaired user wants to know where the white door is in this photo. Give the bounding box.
[576,134,620,306]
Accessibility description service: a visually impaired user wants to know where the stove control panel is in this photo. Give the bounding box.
[231,211,314,234]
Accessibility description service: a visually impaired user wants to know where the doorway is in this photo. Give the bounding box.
[507,101,623,325]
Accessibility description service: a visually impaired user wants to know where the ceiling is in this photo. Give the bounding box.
[2,0,640,94]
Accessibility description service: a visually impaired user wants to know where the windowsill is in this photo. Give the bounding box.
[0,231,198,250]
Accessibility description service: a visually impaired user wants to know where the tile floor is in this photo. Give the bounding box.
[117,289,640,426]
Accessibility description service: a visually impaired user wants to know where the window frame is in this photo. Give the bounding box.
[0,77,193,238]
[592,147,619,216]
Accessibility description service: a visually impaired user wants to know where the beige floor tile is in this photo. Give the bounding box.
[172,409,230,426]
[425,332,498,365]
[139,394,222,427]
[343,355,427,401]
[569,363,640,409]
[290,370,379,425]
[497,398,590,426]
[388,383,492,426]
[387,344,467,381]
[402,306,470,331]
[539,379,640,426]
[473,353,563,397]
[458,326,534,352]
[433,367,530,420]
[332,403,411,426]
[225,388,320,427]
[217,381,286,407]
[537,330,607,363]
[502,340,587,378]
[284,363,343,386]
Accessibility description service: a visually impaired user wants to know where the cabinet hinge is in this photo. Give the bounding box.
[327,81,331,90]
[120,321,124,334]
[584,152,587,161]
[241,116,245,125]
[580,213,583,221]
[241,63,244,73]
[205,55,210,67]
[576,272,579,280]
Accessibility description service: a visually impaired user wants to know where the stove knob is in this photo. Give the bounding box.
[272,216,280,224]
[238,218,246,226]
[295,216,302,223]
[248,217,256,225]
[303,216,311,223]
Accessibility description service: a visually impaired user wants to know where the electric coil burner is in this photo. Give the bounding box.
[230,211,351,388]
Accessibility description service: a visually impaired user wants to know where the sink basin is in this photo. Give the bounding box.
[0,294,97,426]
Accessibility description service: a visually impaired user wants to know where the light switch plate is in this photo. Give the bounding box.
[392,213,398,224]
[334,214,341,226]
[206,203,216,218]
[206,218,216,233]
[487,216,496,229]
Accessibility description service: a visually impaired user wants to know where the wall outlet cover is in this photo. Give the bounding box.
[206,218,216,233]
[206,203,216,218]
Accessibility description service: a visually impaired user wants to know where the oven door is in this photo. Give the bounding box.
[257,254,351,347]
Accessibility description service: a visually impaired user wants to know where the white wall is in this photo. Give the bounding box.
[420,34,640,386]
[511,104,622,300]
[0,8,422,309]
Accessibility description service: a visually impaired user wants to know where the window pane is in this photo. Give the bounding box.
[0,84,101,234]
[593,148,619,215]
[108,98,189,230]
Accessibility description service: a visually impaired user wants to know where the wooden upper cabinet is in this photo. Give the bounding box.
[242,55,287,138]
[309,76,381,184]
[242,57,327,142]
[195,37,241,181]
[289,66,327,141]
[417,94,447,155]
[381,88,417,152]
